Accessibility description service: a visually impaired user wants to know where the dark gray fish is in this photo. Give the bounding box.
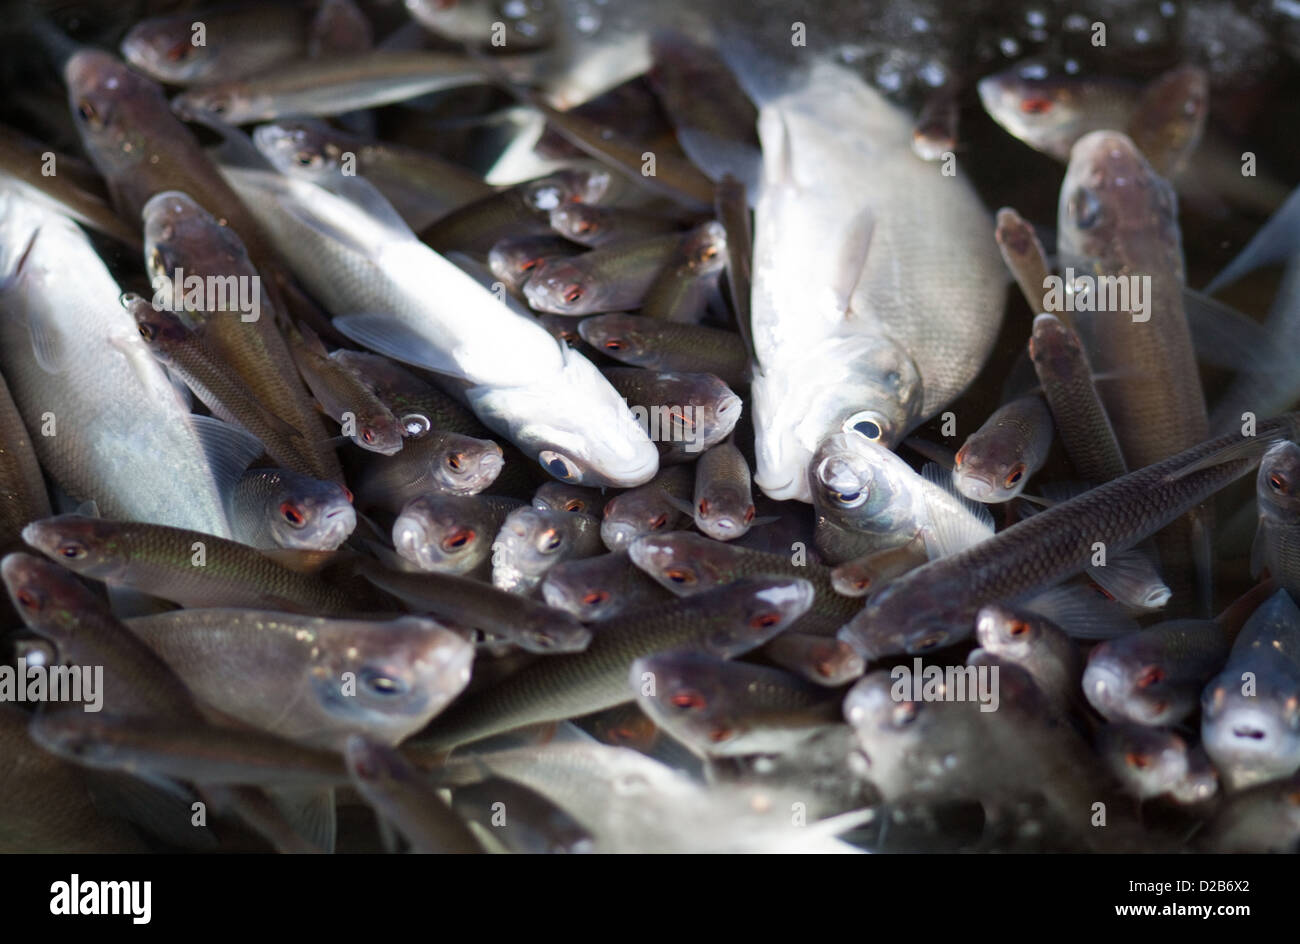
[488,234,581,293]
[1097,723,1213,803]
[353,430,504,513]
[762,632,866,687]
[540,551,666,622]
[973,603,1082,719]
[492,506,603,594]
[952,396,1053,503]
[600,464,693,551]
[450,777,594,854]
[393,494,524,576]
[523,232,683,316]
[1196,772,1300,852]
[531,482,607,517]
[549,204,680,248]
[639,220,728,323]
[1253,441,1300,601]
[227,468,355,553]
[577,313,748,387]
[602,368,742,462]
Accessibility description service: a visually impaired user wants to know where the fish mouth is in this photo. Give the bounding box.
[603,521,645,551]
[953,471,999,503]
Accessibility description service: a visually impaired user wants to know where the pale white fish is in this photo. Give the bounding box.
[0,188,233,537]
[219,166,659,487]
[749,60,1005,502]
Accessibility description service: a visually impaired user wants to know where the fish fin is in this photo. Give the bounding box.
[918,462,994,558]
[749,515,782,528]
[258,548,338,574]
[292,320,329,357]
[191,415,265,498]
[1250,518,1271,580]
[1183,288,1283,373]
[1086,546,1171,610]
[833,208,874,319]
[86,771,220,850]
[1203,184,1300,294]
[1021,583,1140,639]
[1166,433,1279,482]
[663,494,696,517]
[333,314,469,380]
[268,787,337,854]
[902,436,956,471]
[73,499,100,518]
[26,302,67,374]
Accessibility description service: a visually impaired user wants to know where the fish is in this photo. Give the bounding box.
[121,4,313,84]
[0,368,50,552]
[994,207,1053,318]
[126,610,473,749]
[1202,589,1300,790]
[287,324,406,456]
[329,349,484,438]
[220,166,658,488]
[30,713,349,788]
[1097,723,1216,803]
[841,416,1299,659]
[910,86,959,163]
[393,494,525,575]
[809,434,993,562]
[548,204,680,248]
[170,50,512,124]
[450,776,594,854]
[638,220,728,323]
[1253,442,1300,602]
[491,506,603,594]
[344,736,483,853]
[489,234,581,293]
[952,396,1054,503]
[1126,65,1209,180]
[405,0,558,50]
[0,190,233,537]
[829,537,929,598]
[252,120,493,232]
[690,441,758,541]
[971,603,1083,719]
[355,563,591,654]
[1083,619,1231,726]
[22,515,359,615]
[141,190,342,483]
[761,632,866,687]
[1,553,205,720]
[226,468,356,553]
[600,464,694,551]
[627,530,859,636]
[413,575,813,749]
[749,61,1005,503]
[522,232,683,315]
[540,550,666,621]
[630,651,839,756]
[531,482,607,517]
[0,704,148,853]
[602,368,742,462]
[1027,312,1127,485]
[353,429,503,513]
[577,313,749,387]
[1197,772,1300,853]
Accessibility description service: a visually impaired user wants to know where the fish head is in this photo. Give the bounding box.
[1027,313,1084,378]
[252,122,343,182]
[120,15,216,84]
[428,434,503,495]
[171,81,257,125]
[847,583,969,661]
[809,433,909,532]
[532,483,602,516]
[631,652,742,750]
[752,336,921,503]
[350,407,406,456]
[521,258,606,315]
[143,190,256,301]
[576,313,654,363]
[694,482,755,541]
[679,221,728,276]
[0,551,99,639]
[548,204,608,244]
[492,507,578,592]
[541,556,624,621]
[312,618,474,742]
[263,472,356,551]
[702,576,815,657]
[1202,670,1300,791]
[599,487,678,551]
[21,516,133,582]
[974,604,1050,662]
[522,168,613,213]
[675,375,743,453]
[124,292,190,361]
[1059,130,1179,272]
[65,50,160,168]
[627,531,724,596]
[1258,441,1300,522]
[392,496,488,574]
[488,237,570,290]
[514,608,592,654]
[1082,639,1192,726]
[976,62,1089,161]
[1099,724,1189,798]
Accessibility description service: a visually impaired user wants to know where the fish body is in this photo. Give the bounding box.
[1254,441,1300,600]
[491,506,603,594]
[227,469,355,552]
[393,493,524,575]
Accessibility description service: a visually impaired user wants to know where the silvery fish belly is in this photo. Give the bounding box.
[750,61,1005,502]
[0,189,231,537]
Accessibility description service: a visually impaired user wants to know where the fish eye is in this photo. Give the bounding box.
[342,487,354,503]
[575,220,593,233]
[665,567,696,585]
[1125,751,1151,770]
[750,611,781,629]
[1004,463,1026,488]
[670,410,695,431]
[137,322,156,342]
[1018,96,1054,115]
[954,443,968,468]
[15,588,41,610]
[648,513,668,530]
[698,499,710,516]
[529,631,555,649]
[562,284,583,304]
[833,490,865,508]
[708,726,734,742]
[280,502,306,527]
[1136,665,1164,689]
[76,100,102,128]
[891,702,918,726]
[540,451,578,482]
[361,670,409,696]
[913,633,946,652]
[539,529,562,552]
[563,499,585,513]
[206,97,228,115]
[166,41,192,63]
[58,543,88,560]
[295,150,321,168]
[1070,186,1101,229]
[446,452,464,471]
[699,246,719,262]
[1270,472,1290,494]
[669,691,706,711]
[582,590,609,606]
[519,256,542,272]
[603,339,625,351]
[361,429,376,444]
[442,528,475,551]
[743,506,755,523]
[1007,619,1030,637]
[844,411,886,443]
